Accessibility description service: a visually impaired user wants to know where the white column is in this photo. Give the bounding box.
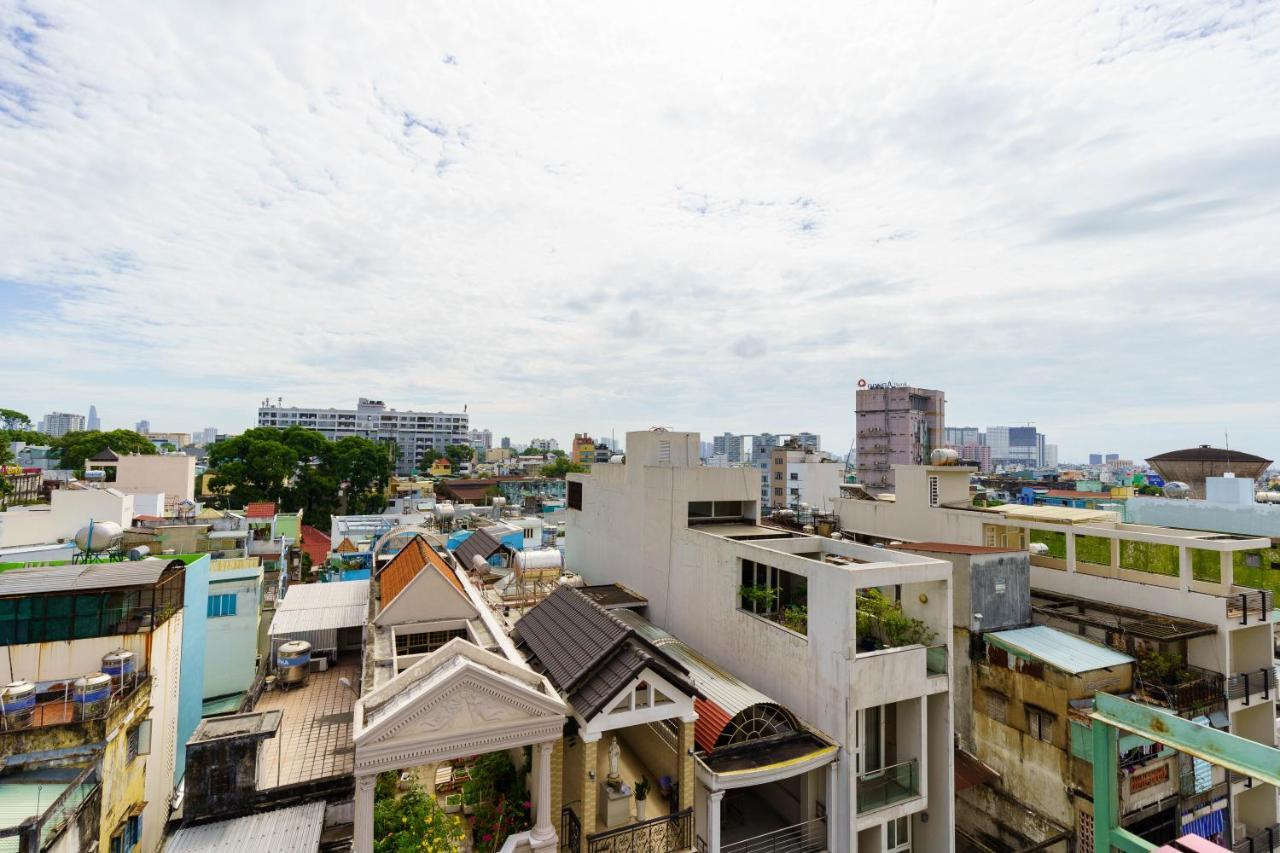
[353,773,376,853]
[708,789,724,852]
[826,761,838,853]
[530,740,556,844]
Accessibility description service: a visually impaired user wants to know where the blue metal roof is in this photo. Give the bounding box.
[988,625,1133,674]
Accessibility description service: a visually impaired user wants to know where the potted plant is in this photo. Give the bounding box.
[782,604,808,635]
[443,792,462,814]
[462,781,480,815]
[633,778,651,820]
[738,584,779,615]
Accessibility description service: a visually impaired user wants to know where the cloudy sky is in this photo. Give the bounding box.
[2,1,1278,462]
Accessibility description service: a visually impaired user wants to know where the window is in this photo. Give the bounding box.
[207,593,237,618]
[928,475,940,507]
[739,559,807,633]
[567,481,583,511]
[395,628,468,656]
[789,472,798,480]
[887,815,911,852]
[126,719,152,761]
[774,472,782,480]
[1027,705,1055,741]
[658,441,671,463]
[774,487,783,497]
[110,813,143,853]
[984,689,1008,725]
[687,500,746,523]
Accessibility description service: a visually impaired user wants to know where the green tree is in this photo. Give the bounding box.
[0,442,15,501]
[444,444,475,466]
[328,436,393,516]
[541,457,587,478]
[0,409,31,430]
[54,429,158,474]
[373,780,465,853]
[207,428,302,507]
[0,429,45,446]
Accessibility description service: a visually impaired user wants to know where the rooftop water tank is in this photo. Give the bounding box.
[102,649,136,693]
[1162,481,1192,499]
[0,681,36,730]
[127,545,151,561]
[514,549,564,571]
[276,640,312,687]
[74,521,123,553]
[73,673,112,720]
[931,448,960,466]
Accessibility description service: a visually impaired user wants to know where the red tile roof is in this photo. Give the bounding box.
[300,525,331,568]
[694,697,733,753]
[379,535,467,608]
[245,502,277,518]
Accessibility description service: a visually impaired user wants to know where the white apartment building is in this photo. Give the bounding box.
[767,444,844,513]
[256,397,468,475]
[566,430,955,853]
[39,411,86,437]
[835,463,1279,847]
[527,437,559,453]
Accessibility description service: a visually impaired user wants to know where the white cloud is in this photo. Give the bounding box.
[1,0,1278,461]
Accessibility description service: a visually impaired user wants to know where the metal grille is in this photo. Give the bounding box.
[586,807,693,853]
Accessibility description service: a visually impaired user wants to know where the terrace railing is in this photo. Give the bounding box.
[1234,823,1280,853]
[1225,668,1278,704]
[1138,665,1225,716]
[1227,590,1273,625]
[712,817,827,853]
[856,759,919,814]
[587,807,693,853]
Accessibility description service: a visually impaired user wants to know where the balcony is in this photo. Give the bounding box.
[1135,664,1225,717]
[1226,590,1273,624]
[926,645,948,677]
[0,668,150,733]
[699,817,828,853]
[1225,668,1278,704]
[582,807,693,853]
[856,759,919,814]
[1233,824,1280,853]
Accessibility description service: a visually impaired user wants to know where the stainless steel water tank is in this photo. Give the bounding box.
[1,680,36,730]
[102,649,136,692]
[276,640,312,687]
[73,673,112,720]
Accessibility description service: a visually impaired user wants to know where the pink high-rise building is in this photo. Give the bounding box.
[854,384,945,493]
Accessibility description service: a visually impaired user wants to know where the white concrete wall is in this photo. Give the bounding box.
[0,488,134,548]
[203,572,262,698]
[99,454,195,503]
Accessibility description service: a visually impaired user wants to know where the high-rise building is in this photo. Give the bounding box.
[944,426,980,448]
[256,397,469,476]
[135,419,151,433]
[1043,443,1059,469]
[40,411,86,437]
[87,404,100,431]
[711,432,747,464]
[527,437,558,453]
[1106,453,1120,464]
[500,436,512,449]
[794,431,820,452]
[467,428,493,451]
[958,442,992,472]
[1089,453,1103,466]
[855,384,945,493]
[571,433,596,465]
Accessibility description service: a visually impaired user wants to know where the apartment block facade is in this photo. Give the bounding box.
[566,430,956,852]
[39,411,86,437]
[855,385,944,493]
[256,397,468,476]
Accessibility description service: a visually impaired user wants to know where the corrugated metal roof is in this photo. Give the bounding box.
[268,579,369,636]
[987,625,1133,674]
[0,557,179,597]
[165,801,325,853]
[0,780,72,835]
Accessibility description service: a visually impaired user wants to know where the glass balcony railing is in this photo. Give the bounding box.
[857,759,920,813]
[926,645,948,676]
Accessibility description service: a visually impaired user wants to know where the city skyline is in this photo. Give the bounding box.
[3,3,1278,463]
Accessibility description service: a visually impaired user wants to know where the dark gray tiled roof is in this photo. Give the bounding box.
[515,586,695,719]
[453,527,504,570]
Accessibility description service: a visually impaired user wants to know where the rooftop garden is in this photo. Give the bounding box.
[856,588,936,653]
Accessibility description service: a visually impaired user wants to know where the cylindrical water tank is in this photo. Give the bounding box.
[1255,491,1280,504]
[491,497,507,508]
[74,521,123,553]
[102,649,136,693]
[127,545,151,561]
[0,681,36,730]
[1163,481,1192,499]
[74,673,112,720]
[435,503,455,521]
[931,448,960,466]
[276,640,312,687]
[514,549,564,571]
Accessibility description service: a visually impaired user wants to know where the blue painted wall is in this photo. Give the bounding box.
[177,554,210,785]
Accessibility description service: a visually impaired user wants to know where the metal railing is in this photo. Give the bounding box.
[713,817,827,853]
[1227,590,1273,625]
[0,670,149,732]
[39,768,99,850]
[856,759,919,813]
[587,807,693,853]
[562,807,582,853]
[1234,824,1280,853]
[926,645,948,676]
[1225,668,1278,704]
[1138,665,1225,715]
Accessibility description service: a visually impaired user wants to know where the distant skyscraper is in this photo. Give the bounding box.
[501,436,512,449]
[944,426,980,447]
[87,405,100,431]
[1105,453,1120,464]
[135,419,151,433]
[1089,453,1103,466]
[855,384,945,493]
[40,412,87,437]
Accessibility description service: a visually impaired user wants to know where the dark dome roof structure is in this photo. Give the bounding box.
[1146,445,1272,499]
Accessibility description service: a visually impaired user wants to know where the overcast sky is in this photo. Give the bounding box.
[2,1,1278,463]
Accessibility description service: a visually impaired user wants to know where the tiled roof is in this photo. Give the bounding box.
[454,527,504,570]
[88,448,119,462]
[299,525,331,568]
[335,537,358,554]
[245,502,277,518]
[515,586,694,719]
[378,535,465,608]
